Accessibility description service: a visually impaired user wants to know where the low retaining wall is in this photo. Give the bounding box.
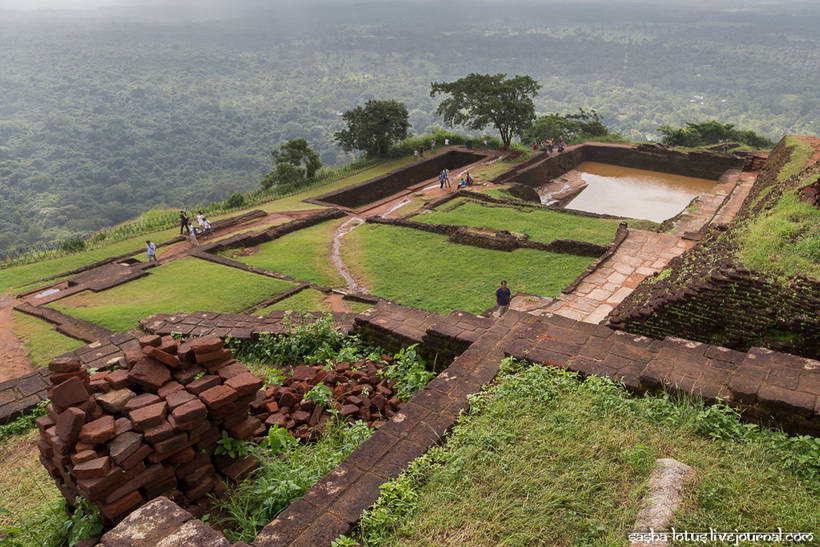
[495,143,744,189]
[366,216,608,257]
[306,150,487,209]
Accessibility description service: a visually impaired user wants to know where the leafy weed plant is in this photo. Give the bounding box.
[214,418,372,543]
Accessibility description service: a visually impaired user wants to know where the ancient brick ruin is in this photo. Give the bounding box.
[35,334,263,523]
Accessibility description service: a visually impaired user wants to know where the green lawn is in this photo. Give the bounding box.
[353,360,820,546]
[343,224,595,315]
[11,311,84,369]
[413,198,621,245]
[48,257,296,331]
[220,219,344,288]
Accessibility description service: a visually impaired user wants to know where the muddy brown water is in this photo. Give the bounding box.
[559,161,716,222]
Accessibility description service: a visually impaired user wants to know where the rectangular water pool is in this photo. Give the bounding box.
[563,161,717,222]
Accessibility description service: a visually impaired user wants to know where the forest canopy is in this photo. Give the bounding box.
[0,1,817,252]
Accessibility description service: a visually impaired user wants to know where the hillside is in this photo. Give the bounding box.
[1,0,819,251]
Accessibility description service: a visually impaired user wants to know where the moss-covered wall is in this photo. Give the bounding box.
[609,137,819,359]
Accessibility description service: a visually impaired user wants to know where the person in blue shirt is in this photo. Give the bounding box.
[146,240,158,263]
[495,280,511,316]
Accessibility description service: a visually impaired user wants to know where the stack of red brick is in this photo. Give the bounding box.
[35,334,263,523]
[252,358,404,441]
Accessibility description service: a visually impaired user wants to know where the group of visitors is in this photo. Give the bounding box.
[533,136,565,154]
[179,210,214,246]
[438,169,474,190]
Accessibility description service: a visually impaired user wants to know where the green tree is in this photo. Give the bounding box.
[334,100,411,157]
[261,138,322,190]
[430,73,540,150]
[525,108,613,144]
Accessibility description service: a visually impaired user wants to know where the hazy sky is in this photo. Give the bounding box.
[0,0,807,10]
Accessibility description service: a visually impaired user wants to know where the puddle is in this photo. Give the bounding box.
[384,197,411,217]
[35,288,60,298]
[560,162,716,222]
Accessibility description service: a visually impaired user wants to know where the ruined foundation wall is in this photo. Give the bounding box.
[309,150,486,209]
[609,138,820,358]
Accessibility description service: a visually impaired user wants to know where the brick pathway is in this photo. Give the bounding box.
[712,171,757,226]
[526,230,694,324]
[668,169,740,238]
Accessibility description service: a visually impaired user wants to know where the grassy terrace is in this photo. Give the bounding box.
[47,257,296,332]
[343,224,595,315]
[352,360,820,546]
[739,137,818,279]
[220,219,345,288]
[11,311,84,369]
[413,198,622,246]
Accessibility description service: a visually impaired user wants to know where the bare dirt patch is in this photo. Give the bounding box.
[0,298,34,382]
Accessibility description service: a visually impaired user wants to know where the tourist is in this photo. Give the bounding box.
[431,138,436,151]
[495,280,511,317]
[196,210,205,226]
[145,240,158,263]
[414,148,418,159]
[558,136,565,152]
[444,137,449,146]
[444,168,451,188]
[548,138,554,153]
[483,137,488,151]
[201,217,214,239]
[532,141,538,151]
[179,210,189,235]
[188,222,198,246]
[458,177,467,189]
[439,170,446,189]
[419,145,424,158]
[466,172,473,186]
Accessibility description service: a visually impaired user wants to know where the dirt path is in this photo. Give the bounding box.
[331,217,366,293]
[324,292,349,313]
[0,298,35,382]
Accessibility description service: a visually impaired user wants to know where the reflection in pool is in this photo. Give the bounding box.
[562,162,716,222]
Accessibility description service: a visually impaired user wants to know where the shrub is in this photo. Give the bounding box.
[225,192,245,208]
[58,237,86,253]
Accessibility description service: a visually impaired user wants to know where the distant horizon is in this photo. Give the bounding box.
[2,0,815,13]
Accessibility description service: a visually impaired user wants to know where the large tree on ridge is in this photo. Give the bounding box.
[261,138,322,189]
[334,99,411,157]
[430,73,540,150]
